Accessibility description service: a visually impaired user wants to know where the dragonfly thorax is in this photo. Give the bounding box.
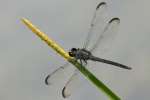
[68,48,92,60]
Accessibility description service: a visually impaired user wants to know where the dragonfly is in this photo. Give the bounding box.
[45,2,131,98]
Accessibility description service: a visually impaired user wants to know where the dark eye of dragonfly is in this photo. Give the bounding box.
[68,52,75,57]
[68,48,77,57]
[71,48,77,52]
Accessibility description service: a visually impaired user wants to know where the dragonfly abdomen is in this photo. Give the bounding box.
[89,56,132,70]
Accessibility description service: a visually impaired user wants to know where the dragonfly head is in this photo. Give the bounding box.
[68,48,77,57]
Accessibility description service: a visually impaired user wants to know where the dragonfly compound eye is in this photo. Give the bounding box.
[68,52,75,57]
[71,48,77,51]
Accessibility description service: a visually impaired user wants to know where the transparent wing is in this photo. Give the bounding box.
[83,2,108,50]
[45,63,82,98]
[90,17,120,53]
[45,63,70,85]
[62,69,82,98]
[83,2,120,54]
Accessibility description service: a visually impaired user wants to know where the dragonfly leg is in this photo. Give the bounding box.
[79,59,83,66]
[83,59,87,65]
[80,59,84,70]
